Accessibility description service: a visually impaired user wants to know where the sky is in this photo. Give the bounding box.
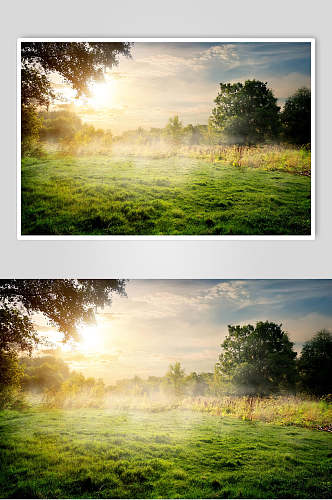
[52,41,311,133]
[37,279,332,384]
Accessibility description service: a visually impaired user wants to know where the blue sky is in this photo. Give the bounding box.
[42,279,331,384]
[58,41,312,133]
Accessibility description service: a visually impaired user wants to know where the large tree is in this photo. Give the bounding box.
[211,80,280,145]
[21,42,132,152]
[298,329,332,396]
[216,321,297,395]
[0,279,126,408]
[0,279,126,355]
[21,41,132,108]
[281,87,311,145]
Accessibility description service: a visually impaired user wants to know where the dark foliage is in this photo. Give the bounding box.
[0,279,127,352]
[281,87,311,145]
[217,321,297,395]
[21,42,132,108]
[211,80,280,145]
[298,329,332,395]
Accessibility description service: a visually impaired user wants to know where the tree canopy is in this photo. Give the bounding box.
[298,329,332,395]
[164,115,184,145]
[21,42,132,108]
[281,87,311,145]
[211,80,280,145]
[216,321,297,395]
[165,362,186,397]
[0,279,126,354]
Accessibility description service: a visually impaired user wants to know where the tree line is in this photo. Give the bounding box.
[90,324,332,399]
[13,323,332,408]
[0,279,331,409]
[24,83,311,158]
[20,42,311,155]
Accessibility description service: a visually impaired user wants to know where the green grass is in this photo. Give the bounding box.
[21,155,311,235]
[0,409,331,498]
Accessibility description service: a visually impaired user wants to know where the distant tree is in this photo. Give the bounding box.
[164,115,184,146]
[183,124,195,145]
[216,321,297,395]
[165,362,186,397]
[203,118,222,146]
[298,329,332,395]
[209,364,229,396]
[186,371,211,396]
[39,110,83,142]
[21,355,70,392]
[281,87,311,145]
[211,80,280,145]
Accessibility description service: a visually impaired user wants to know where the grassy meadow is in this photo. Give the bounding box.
[1,408,331,499]
[21,147,311,236]
[20,41,313,235]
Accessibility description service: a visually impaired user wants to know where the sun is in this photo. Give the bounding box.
[78,325,103,352]
[87,78,116,109]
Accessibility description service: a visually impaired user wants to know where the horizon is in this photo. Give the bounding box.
[33,279,332,384]
[49,41,311,133]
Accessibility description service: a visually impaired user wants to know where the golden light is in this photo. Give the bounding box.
[78,325,103,352]
[87,78,116,109]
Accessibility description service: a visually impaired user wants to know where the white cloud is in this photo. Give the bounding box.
[201,281,250,304]
[49,42,310,132]
[197,44,240,66]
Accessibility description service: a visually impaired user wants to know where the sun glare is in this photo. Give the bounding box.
[79,325,103,352]
[88,79,115,108]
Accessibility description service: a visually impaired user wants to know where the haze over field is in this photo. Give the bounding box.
[20,40,313,236]
[35,279,332,384]
[51,42,311,132]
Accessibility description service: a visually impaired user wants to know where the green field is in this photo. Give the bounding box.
[0,409,331,498]
[21,155,311,235]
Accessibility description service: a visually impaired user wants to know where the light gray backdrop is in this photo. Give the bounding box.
[1,0,330,278]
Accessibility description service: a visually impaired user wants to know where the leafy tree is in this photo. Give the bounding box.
[39,110,83,141]
[21,106,43,156]
[0,279,126,354]
[211,80,280,145]
[216,321,297,395]
[21,355,70,392]
[186,371,211,396]
[164,115,184,145]
[203,118,222,146]
[183,124,205,145]
[0,280,125,408]
[165,362,186,397]
[281,87,311,145]
[298,329,332,395]
[0,351,23,409]
[21,42,132,108]
[21,42,131,154]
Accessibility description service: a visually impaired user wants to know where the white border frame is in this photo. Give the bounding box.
[17,37,315,240]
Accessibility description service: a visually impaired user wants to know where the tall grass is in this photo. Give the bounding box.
[109,143,310,176]
[181,395,332,429]
[44,141,311,176]
[33,389,332,430]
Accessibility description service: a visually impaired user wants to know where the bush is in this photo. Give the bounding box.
[0,352,24,409]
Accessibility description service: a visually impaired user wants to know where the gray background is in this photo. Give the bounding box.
[1,0,330,278]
